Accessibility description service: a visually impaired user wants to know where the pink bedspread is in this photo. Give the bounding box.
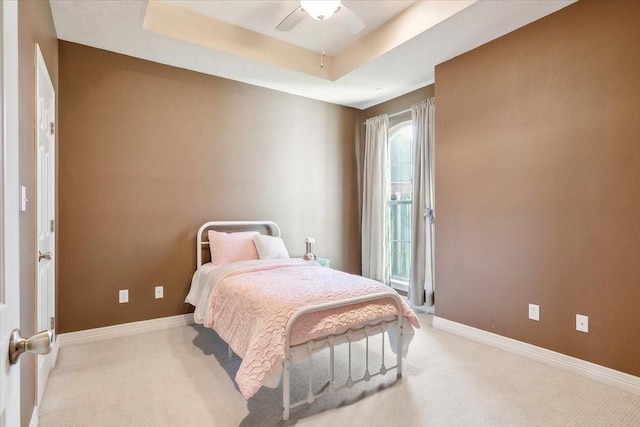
[202,259,420,399]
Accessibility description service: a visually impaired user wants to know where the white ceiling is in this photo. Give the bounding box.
[49,0,577,109]
[166,0,419,56]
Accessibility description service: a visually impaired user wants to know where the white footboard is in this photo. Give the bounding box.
[282,291,405,421]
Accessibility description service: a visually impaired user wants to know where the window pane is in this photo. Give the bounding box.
[388,125,412,200]
[389,202,411,281]
[388,122,412,284]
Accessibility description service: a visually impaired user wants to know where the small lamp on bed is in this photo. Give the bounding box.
[303,237,317,260]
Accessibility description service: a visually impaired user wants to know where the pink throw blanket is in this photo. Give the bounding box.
[203,260,420,399]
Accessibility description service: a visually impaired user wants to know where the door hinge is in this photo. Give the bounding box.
[51,316,55,330]
[50,219,55,232]
[50,122,55,135]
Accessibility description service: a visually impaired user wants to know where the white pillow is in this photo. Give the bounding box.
[252,234,290,260]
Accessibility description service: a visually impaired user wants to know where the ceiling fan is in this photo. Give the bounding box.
[276,0,365,34]
[276,1,365,68]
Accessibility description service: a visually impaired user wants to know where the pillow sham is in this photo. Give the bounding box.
[208,230,259,266]
[252,234,290,260]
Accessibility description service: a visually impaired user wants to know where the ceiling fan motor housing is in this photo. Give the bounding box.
[300,0,341,21]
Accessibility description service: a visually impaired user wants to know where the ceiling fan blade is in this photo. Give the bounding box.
[339,4,365,34]
[276,6,306,31]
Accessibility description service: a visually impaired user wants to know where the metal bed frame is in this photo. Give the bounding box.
[196,221,404,421]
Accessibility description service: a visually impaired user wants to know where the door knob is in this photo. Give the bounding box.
[9,329,54,365]
[38,251,52,262]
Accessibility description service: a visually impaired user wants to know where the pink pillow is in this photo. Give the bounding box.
[208,230,260,266]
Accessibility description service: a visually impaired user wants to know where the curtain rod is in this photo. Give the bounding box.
[387,107,412,119]
[363,107,411,124]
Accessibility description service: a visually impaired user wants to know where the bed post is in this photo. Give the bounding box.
[397,318,403,379]
[283,358,291,421]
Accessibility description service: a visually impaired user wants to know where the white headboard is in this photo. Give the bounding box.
[196,221,281,268]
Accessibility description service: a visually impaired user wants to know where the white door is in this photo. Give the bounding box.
[0,1,22,425]
[35,44,57,405]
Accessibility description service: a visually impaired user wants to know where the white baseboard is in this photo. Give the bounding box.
[29,406,38,427]
[51,337,59,368]
[432,316,640,396]
[57,313,195,347]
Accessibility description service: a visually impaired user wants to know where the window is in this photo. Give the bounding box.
[387,121,412,290]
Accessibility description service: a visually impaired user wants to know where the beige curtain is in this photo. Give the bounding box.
[361,115,389,283]
[409,99,435,306]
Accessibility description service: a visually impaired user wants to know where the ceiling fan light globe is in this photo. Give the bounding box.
[300,0,341,21]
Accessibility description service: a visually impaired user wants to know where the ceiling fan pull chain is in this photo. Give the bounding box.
[320,19,325,68]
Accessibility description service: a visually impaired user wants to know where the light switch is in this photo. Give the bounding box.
[20,186,27,212]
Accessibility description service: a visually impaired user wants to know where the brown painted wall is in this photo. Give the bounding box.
[18,0,58,424]
[58,42,360,333]
[435,0,640,376]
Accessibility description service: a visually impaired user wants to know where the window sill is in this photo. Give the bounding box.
[389,279,409,293]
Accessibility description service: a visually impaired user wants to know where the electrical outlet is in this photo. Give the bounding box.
[155,285,164,299]
[528,304,540,321]
[576,314,589,333]
[119,289,129,304]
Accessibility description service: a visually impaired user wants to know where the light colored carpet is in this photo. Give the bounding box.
[39,313,640,427]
